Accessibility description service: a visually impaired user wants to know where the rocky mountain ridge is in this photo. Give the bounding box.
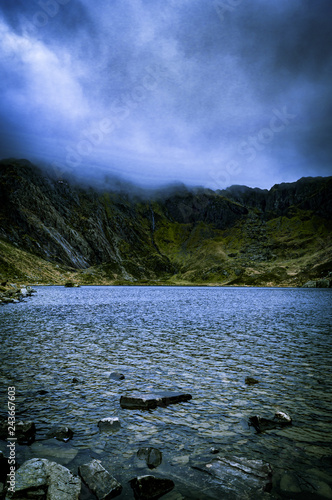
[0,159,331,286]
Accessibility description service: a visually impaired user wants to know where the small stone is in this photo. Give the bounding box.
[245,377,259,385]
[98,418,121,433]
[137,448,162,469]
[72,377,84,384]
[79,459,122,499]
[130,475,174,500]
[110,372,125,381]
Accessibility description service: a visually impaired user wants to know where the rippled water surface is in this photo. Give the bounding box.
[1,286,332,498]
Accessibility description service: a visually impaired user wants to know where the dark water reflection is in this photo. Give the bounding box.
[0,286,332,498]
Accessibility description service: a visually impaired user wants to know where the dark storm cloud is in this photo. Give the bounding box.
[0,0,331,189]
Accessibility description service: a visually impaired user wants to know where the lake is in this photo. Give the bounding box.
[0,286,332,499]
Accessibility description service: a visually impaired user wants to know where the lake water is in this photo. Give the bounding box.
[0,286,332,499]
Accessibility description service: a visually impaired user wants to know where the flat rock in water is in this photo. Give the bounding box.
[5,458,81,499]
[78,459,122,499]
[120,392,192,410]
[192,456,273,498]
[130,475,174,500]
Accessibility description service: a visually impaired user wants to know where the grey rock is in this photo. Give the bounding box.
[98,418,121,433]
[78,459,122,499]
[192,455,273,498]
[5,458,81,499]
[137,448,162,469]
[130,475,174,500]
[120,391,192,410]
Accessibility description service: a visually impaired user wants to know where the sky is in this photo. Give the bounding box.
[0,0,331,190]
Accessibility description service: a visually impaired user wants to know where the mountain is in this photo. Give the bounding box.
[0,159,331,287]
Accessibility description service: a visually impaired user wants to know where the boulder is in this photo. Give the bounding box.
[137,448,162,469]
[0,418,36,445]
[120,391,192,410]
[47,425,74,442]
[78,459,122,499]
[98,418,121,432]
[110,372,125,381]
[249,411,292,433]
[192,455,273,497]
[129,475,174,500]
[5,458,81,499]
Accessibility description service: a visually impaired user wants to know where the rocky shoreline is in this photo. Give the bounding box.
[0,284,36,305]
[0,388,330,499]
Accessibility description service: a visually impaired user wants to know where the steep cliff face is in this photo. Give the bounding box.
[0,159,331,286]
[218,177,332,218]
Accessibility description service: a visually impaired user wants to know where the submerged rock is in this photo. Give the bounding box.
[192,455,273,497]
[130,475,174,500]
[47,425,74,442]
[0,418,36,445]
[5,458,81,499]
[78,459,122,499]
[98,417,121,433]
[249,411,292,433]
[277,470,332,499]
[120,391,192,410]
[137,448,162,469]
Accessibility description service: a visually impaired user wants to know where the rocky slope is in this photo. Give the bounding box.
[0,158,331,286]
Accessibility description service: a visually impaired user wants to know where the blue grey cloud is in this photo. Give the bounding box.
[0,0,331,188]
